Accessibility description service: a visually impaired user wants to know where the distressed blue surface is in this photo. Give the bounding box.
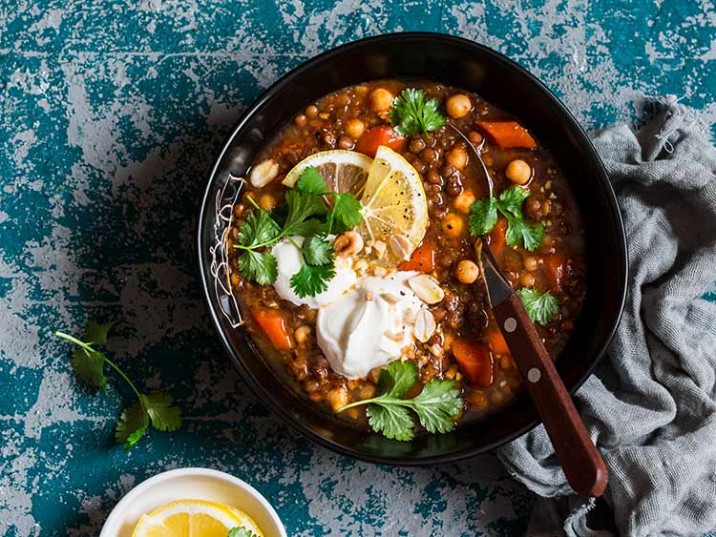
[2,1,716,535]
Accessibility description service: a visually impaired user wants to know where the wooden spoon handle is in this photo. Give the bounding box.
[492,293,608,497]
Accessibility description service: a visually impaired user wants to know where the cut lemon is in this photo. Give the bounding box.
[282,149,372,194]
[131,499,263,537]
[358,146,429,262]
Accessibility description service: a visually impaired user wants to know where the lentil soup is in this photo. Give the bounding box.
[226,80,586,438]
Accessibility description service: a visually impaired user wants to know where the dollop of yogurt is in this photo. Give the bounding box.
[272,237,357,308]
[317,271,426,379]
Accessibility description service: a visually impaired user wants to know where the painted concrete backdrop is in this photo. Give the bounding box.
[2,1,716,535]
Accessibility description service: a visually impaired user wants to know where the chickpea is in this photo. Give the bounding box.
[446,145,468,170]
[369,88,394,112]
[505,159,532,185]
[441,213,464,238]
[456,260,480,284]
[467,130,483,144]
[446,94,472,119]
[344,118,365,139]
[259,193,277,211]
[305,105,319,118]
[294,114,307,127]
[523,256,538,271]
[453,189,475,214]
[519,272,536,287]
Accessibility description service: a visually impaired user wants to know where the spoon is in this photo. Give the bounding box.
[449,124,608,497]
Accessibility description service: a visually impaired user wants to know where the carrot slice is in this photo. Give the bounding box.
[477,120,537,149]
[398,240,436,273]
[355,126,406,157]
[251,308,293,351]
[544,254,567,292]
[485,330,509,356]
[452,338,494,387]
[488,217,508,257]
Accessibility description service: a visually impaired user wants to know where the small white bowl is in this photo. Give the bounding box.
[100,468,286,537]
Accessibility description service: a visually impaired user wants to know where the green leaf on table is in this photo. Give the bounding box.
[115,400,149,451]
[70,347,108,392]
[83,320,116,346]
[141,392,183,432]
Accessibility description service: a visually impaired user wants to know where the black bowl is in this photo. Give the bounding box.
[197,32,627,464]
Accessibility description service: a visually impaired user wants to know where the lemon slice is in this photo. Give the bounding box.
[282,149,372,194]
[132,499,263,537]
[358,146,429,261]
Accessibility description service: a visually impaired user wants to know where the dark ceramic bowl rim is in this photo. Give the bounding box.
[197,32,628,465]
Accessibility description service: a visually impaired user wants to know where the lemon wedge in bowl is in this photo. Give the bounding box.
[281,149,372,194]
[131,498,263,537]
[358,146,429,262]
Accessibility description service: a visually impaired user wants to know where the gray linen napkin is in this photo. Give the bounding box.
[497,99,716,537]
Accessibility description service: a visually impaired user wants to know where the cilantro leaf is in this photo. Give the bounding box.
[379,360,419,398]
[70,347,108,391]
[366,405,415,441]
[290,263,335,298]
[115,400,149,451]
[296,166,328,194]
[141,392,183,432]
[516,288,560,325]
[237,250,278,286]
[410,379,463,434]
[390,88,447,136]
[468,186,544,251]
[497,186,530,218]
[504,216,544,252]
[228,527,259,537]
[328,193,363,233]
[468,197,498,236]
[84,320,116,346]
[302,234,333,266]
[336,360,463,441]
[284,189,327,233]
[237,209,281,248]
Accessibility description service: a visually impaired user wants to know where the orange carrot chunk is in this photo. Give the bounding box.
[488,217,508,257]
[355,126,406,157]
[251,308,294,351]
[452,338,494,387]
[544,254,567,292]
[477,120,537,149]
[485,329,510,356]
[398,240,437,273]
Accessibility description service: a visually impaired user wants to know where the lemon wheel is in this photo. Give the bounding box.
[131,499,263,537]
[282,149,372,194]
[358,146,429,262]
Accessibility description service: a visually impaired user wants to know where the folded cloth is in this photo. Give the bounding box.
[497,98,716,537]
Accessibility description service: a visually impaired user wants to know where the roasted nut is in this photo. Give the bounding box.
[389,233,412,261]
[333,231,364,257]
[414,309,437,343]
[409,274,445,304]
[249,159,279,188]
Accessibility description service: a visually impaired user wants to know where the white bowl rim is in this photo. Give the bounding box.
[99,467,286,537]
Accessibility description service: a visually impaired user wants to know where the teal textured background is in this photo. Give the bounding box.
[2,1,716,535]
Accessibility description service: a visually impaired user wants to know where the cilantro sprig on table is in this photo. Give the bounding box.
[234,167,362,297]
[336,361,463,441]
[468,185,545,251]
[390,88,447,136]
[54,321,182,450]
[516,288,560,325]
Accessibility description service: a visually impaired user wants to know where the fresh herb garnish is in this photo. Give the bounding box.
[234,167,362,296]
[54,321,182,451]
[336,360,463,441]
[516,288,560,325]
[228,527,259,537]
[468,186,544,251]
[390,88,447,136]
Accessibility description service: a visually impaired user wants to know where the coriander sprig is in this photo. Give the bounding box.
[228,527,259,537]
[390,88,447,136]
[234,167,362,297]
[337,360,463,441]
[468,186,544,251]
[516,288,560,325]
[54,321,182,451]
